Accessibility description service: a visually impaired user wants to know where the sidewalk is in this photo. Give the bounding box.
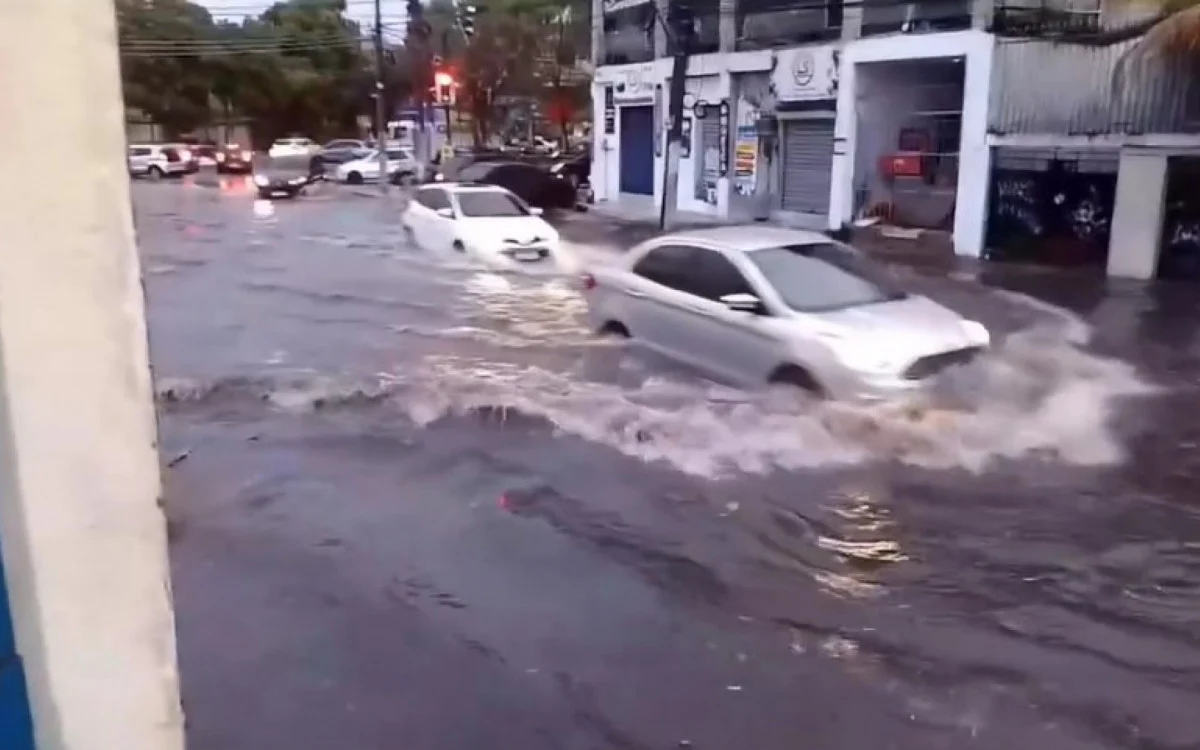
[583,198,966,271]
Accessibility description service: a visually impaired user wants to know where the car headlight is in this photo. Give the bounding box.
[832,343,903,374]
[252,174,269,187]
[961,319,990,346]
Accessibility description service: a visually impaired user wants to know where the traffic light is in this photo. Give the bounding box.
[458,3,477,38]
[432,71,456,105]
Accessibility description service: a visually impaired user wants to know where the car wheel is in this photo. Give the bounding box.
[346,171,364,185]
[599,320,630,338]
[148,165,164,181]
[768,364,826,397]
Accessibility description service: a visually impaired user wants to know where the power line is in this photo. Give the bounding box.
[119,33,360,49]
[119,38,368,57]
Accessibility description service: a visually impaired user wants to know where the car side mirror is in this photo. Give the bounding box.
[530,207,544,216]
[719,293,763,313]
[436,207,455,219]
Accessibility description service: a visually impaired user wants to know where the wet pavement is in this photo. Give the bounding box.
[140,176,1200,750]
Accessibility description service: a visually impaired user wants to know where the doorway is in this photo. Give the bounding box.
[619,105,655,196]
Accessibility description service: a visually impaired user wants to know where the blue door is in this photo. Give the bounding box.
[619,105,655,196]
[0,539,35,750]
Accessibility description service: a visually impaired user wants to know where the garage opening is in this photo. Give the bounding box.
[852,58,965,232]
[1158,157,1200,280]
[779,116,836,218]
[985,147,1117,269]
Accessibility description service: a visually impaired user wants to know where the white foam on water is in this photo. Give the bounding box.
[159,286,1157,479]
[379,288,1156,478]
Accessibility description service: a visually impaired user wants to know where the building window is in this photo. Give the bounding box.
[602,3,656,65]
[737,0,843,50]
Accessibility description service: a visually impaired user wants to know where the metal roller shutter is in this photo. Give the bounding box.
[780,119,835,215]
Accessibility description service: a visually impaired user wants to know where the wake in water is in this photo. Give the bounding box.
[156,288,1156,478]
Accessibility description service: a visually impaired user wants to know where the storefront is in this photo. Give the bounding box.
[771,46,840,227]
[592,61,659,203]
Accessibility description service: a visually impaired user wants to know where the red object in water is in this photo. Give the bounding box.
[580,272,596,291]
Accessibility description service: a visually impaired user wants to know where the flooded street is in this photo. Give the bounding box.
[140,178,1200,750]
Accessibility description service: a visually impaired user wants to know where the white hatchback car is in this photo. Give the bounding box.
[267,137,319,159]
[127,144,189,179]
[335,147,416,184]
[581,226,990,400]
[402,183,561,268]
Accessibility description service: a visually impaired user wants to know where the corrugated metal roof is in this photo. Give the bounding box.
[989,37,1200,135]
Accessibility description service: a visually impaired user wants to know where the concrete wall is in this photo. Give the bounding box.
[1107,150,1168,279]
[0,1,187,749]
[833,29,995,257]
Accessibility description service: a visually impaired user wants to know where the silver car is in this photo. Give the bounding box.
[581,226,991,400]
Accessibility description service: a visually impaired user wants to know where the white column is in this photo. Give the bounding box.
[1108,149,1168,280]
[829,60,859,230]
[0,1,186,750]
[951,33,996,258]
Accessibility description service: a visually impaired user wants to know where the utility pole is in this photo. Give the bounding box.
[441,28,453,148]
[658,0,693,230]
[373,0,388,191]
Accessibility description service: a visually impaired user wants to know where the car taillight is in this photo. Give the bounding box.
[580,272,596,291]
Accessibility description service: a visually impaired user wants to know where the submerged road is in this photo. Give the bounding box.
[139,177,1200,750]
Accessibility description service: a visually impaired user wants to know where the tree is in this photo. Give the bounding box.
[115,0,374,143]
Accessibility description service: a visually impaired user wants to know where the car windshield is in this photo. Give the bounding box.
[747,243,906,313]
[455,191,528,217]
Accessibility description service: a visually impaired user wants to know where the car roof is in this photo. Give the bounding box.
[652,225,832,252]
[434,182,509,193]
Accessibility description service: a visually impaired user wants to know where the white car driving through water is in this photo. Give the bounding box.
[580,226,990,400]
[401,183,561,269]
[335,147,417,184]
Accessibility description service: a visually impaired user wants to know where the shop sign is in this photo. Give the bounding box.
[610,63,656,104]
[772,46,839,102]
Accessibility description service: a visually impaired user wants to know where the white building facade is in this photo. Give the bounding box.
[591,0,1200,278]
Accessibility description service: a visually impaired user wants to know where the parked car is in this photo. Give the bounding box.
[192,143,218,168]
[453,160,577,210]
[549,152,590,191]
[580,226,991,400]
[401,183,561,268]
[252,155,315,199]
[309,139,368,174]
[127,144,190,179]
[167,144,200,173]
[426,149,509,183]
[267,137,320,159]
[334,147,417,184]
[214,143,254,173]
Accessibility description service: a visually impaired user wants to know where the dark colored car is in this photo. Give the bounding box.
[252,155,314,199]
[454,160,577,211]
[215,143,253,174]
[427,149,529,184]
[549,152,590,190]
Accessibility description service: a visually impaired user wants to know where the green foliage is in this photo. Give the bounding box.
[116,0,390,143]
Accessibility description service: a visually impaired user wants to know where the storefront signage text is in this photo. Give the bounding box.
[772,47,839,102]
